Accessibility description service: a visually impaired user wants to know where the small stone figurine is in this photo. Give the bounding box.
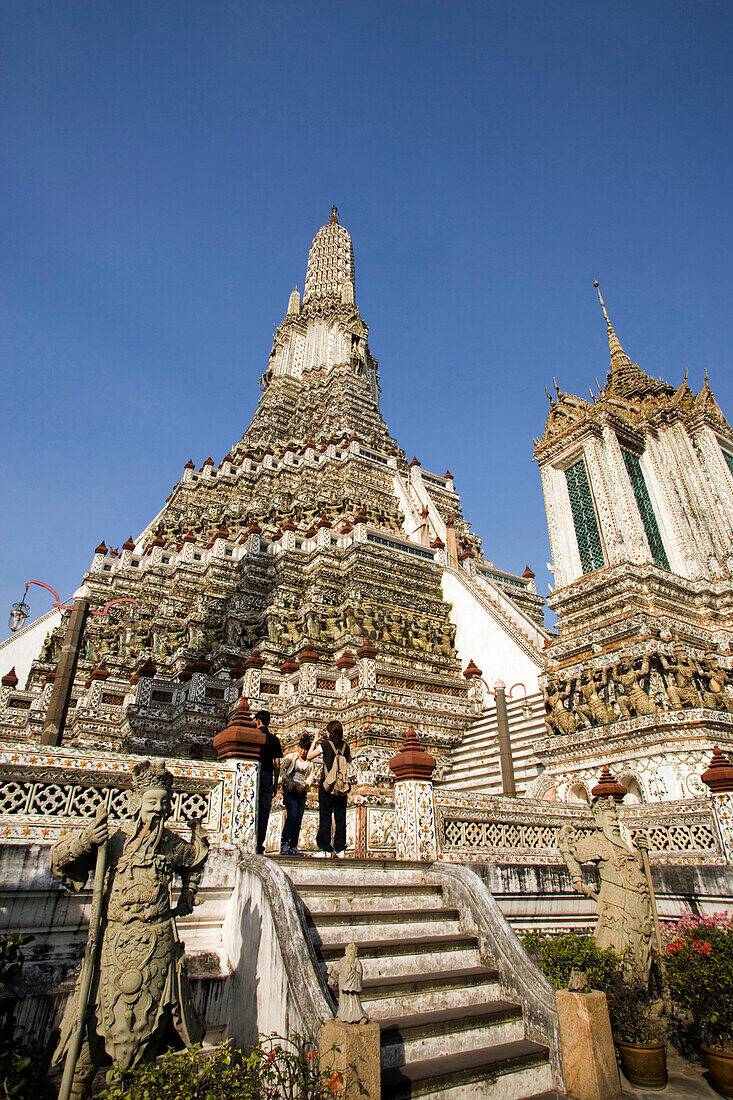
[330,943,368,1024]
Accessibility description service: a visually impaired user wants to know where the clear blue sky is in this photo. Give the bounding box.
[2,1,732,626]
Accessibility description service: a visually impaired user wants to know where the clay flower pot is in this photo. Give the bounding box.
[702,1045,733,1098]
[615,1038,667,1089]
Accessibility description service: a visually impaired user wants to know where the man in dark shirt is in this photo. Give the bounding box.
[254,709,282,854]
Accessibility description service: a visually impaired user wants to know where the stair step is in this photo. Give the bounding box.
[318,933,478,960]
[361,965,502,1017]
[381,1039,551,1099]
[316,934,480,979]
[306,909,461,943]
[297,883,445,913]
[379,1000,524,1066]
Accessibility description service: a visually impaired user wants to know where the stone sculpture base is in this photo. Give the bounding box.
[556,989,621,1100]
[320,1019,381,1099]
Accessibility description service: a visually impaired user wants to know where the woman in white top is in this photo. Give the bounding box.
[279,734,316,856]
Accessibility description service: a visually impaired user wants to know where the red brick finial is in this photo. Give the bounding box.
[244,648,265,670]
[523,565,536,579]
[2,667,19,688]
[389,725,436,782]
[356,635,378,660]
[280,656,299,674]
[591,765,628,803]
[130,657,156,684]
[94,541,108,556]
[335,649,356,671]
[298,642,319,665]
[90,659,110,681]
[212,694,265,761]
[463,659,483,681]
[701,745,733,794]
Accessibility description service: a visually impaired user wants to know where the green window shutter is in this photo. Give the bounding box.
[724,451,733,479]
[565,461,605,573]
[621,450,670,570]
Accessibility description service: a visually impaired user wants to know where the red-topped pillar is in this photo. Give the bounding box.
[389,725,438,862]
[213,694,266,852]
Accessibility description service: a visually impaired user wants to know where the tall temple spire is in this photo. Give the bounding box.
[303,207,356,306]
[592,281,674,402]
[594,281,632,370]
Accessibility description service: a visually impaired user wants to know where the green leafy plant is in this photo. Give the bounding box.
[663,912,733,1051]
[99,1036,345,1099]
[523,931,624,992]
[0,933,39,1100]
[524,931,664,1044]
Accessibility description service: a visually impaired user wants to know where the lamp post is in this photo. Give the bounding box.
[463,660,531,798]
[7,580,137,747]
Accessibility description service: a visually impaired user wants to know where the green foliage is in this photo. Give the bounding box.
[523,931,663,1044]
[0,933,39,1100]
[664,912,733,1050]
[99,1036,344,1100]
[523,931,623,992]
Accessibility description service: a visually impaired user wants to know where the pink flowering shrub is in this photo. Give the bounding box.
[663,912,733,1050]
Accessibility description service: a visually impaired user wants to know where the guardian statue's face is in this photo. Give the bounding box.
[139,787,171,825]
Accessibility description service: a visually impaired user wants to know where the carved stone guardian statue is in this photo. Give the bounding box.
[51,760,209,1099]
[559,796,653,979]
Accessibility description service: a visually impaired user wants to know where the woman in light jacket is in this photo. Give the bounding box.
[279,733,316,856]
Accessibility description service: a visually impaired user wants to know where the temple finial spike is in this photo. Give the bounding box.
[594,280,631,371]
[330,205,338,224]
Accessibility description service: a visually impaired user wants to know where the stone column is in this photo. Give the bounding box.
[213,694,266,853]
[389,725,437,861]
[494,681,517,797]
[41,590,90,746]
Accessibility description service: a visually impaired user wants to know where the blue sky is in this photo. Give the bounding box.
[2,0,732,626]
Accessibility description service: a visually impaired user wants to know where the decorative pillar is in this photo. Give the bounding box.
[90,541,107,573]
[356,636,377,689]
[41,588,90,746]
[213,694,266,852]
[281,519,297,551]
[445,517,458,569]
[297,642,319,693]
[243,648,264,698]
[1,667,19,711]
[119,536,136,568]
[702,746,733,862]
[316,515,331,549]
[335,649,355,694]
[389,725,437,862]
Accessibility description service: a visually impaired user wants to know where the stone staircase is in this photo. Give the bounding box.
[439,692,545,795]
[282,858,560,1099]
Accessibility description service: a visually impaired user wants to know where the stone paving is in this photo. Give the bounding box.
[621,1050,722,1099]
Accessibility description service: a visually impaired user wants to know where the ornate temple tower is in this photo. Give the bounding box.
[532,285,733,805]
[1,210,547,821]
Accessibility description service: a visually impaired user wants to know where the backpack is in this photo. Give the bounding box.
[322,739,351,796]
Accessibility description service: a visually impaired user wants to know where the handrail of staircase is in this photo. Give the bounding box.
[227,853,335,1040]
[426,860,564,1092]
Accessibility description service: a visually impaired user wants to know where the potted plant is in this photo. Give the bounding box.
[664,912,733,1098]
[524,932,667,1088]
[605,972,667,1089]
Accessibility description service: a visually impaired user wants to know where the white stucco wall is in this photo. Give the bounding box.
[0,609,61,687]
[442,569,542,691]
